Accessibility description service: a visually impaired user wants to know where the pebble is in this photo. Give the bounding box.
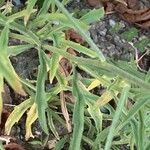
[109,19,116,27]
[99,29,107,36]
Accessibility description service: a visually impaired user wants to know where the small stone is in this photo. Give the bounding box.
[99,29,107,36]
[109,19,116,27]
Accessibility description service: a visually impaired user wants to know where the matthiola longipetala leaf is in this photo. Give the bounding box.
[0,26,26,96]
[24,0,37,25]
[70,68,85,150]
[0,0,149,149]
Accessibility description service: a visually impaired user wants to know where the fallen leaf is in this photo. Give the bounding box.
[0,110,10,135]
[125,0,139,10]
[4,143,25,150]
[105,2,115,13]
[65,28,85,44]
[59,57,72,77]
[64,92,75,103]
[2,84,12,105]
[60,92,72,133]
[101,0,150,28]
[115,3,150,28]
[86,0,102,7]
[59,48,76,77]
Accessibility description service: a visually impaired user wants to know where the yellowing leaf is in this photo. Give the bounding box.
[0,57,26,96]
[25,103,38,140]
[87,79,101,91]
[95,91,118,108]
[5,98,33,135]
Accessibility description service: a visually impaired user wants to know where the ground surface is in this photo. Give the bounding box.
[3,0,150,149]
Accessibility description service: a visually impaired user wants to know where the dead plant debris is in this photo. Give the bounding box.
[87,0,150,28]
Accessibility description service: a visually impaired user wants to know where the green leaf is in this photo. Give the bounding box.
[0,56,26,95]
[38,0,52,15]
[117,94,150,131]
[63,40,98,58]
[0,26,9,55]
[0,141,4,150]
[104,84,130,150]
[130,119,139,149]
[35,50,48,134]
[8,44,34,56]
[44,45,150,91]
[32,13,88,31]
[47,109,60,140]
[137,110,145,149]
[134,37,150,52]
[54,136,68,150]
[54,0,106,61]
[55,71,67,86]
[69,67,85,150]
[87,104,102,133]
[110,22,123,33]
[0,26,26,95]
[145,142,150,150]
[9,32,36,44]
[24,0,37,25]
[28,140,42,146]
[5,98,33,135]
[50,53,60,83]
[121,27,138,42]
[80,7,104,24]
[7,10,26,23]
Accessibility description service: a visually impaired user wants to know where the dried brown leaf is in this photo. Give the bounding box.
[86,0,102,7]
[115,3,150,28]
[64,92,75,103]
[4,143,25,150]
[65,29,85,44]
[0,110,10,135]
[126,0,139,10]
[60,92,72,133]
[2,84,12,105]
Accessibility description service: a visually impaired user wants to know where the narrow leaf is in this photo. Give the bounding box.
[50,53,60,83]
[0,26,9,55]
[69,67,85,150]
[5,98,33,135]
[80,8,104,24]
[25,103,38,140]
[105,83,130,150]
[24,0,37,25]
[35,50,48,134]
[38,0,52,15]
[47,109,60,140]
[8,44,34,56]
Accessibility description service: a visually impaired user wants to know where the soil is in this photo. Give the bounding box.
[2,0,150,149]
